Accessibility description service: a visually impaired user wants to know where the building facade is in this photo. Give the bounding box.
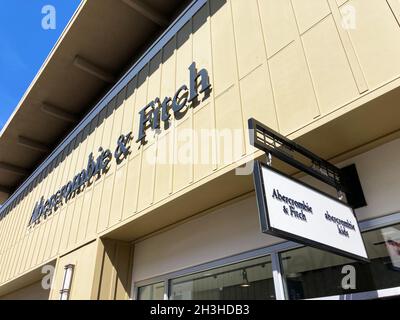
[1,0,400,300]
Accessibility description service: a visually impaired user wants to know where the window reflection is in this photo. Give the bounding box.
[170,256,275,300]
[280,224,400,299]
[138,282,165,300]
[382,226,400,271]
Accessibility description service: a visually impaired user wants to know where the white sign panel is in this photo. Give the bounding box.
[254,162,368,261]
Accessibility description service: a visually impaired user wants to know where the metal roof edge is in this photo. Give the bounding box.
[0,0,207,218]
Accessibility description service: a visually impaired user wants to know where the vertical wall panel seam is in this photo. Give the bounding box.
[11,195,25,277]
[19,179,39,272]
[69,128,94,241]
[153,52,166,202]
[120,77,139,221]
[14,182,32,258]
[289,0,322,119]
[147,56,162,205]
[255,0,281,133]
[15,239,26,279]
[134,65,150,214]
[24,173,45,267]
[35,161,58,265]
[56,137,81,254]
[0,204,13,253]
[15,235,28,279]
[7,244,17,281]
[44,152,70,260]
[4,194,20,257]
[387,0,400,27]
[170,36,178,195]
[228,0,248,158]
[35,159,59,267]
[22,168,49,273]
[17,190,33,269]
[0,201,13,255]
[108,87,130,226]
[54,141,80,256]
[100,97,121,231]
[82,116,103,240]
[95,98,118,234]
[206,0,218,172]
[189,15,195,185]
[2,247,10,282]
[49,145,73,259]
[68,124,94,247]
[1,195,20,257]
[28,221,44,271]
[42,153,65,262]
[3,197,20,281]
[1,250,9,283]
[151,55,164,204]
[82,108,108,239]
[41,155,62,261]
[327,0,369,94]
[97,98,120,231]
[60,132,85,252]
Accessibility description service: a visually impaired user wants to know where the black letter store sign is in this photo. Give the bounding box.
[29,63,211,226]
[29,132,133,225]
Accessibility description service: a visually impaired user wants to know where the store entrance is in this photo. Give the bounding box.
[135,214,400,301]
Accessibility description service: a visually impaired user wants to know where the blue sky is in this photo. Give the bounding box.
[0,0,81,130]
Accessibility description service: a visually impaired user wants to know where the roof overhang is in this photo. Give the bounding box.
[0,0,191,203]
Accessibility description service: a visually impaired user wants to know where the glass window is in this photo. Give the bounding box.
[170,256,275,300]
[138,282,165,300]
[280,224,400,299]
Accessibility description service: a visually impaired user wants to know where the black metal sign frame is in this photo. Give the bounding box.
[248,118,366,209]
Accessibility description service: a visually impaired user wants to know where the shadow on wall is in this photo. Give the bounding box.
[95,239,133,300]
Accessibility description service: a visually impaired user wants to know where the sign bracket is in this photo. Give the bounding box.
[248,118,366,209]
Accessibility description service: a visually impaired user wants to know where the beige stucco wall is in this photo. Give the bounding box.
[49,240,98,300]
[133,137,400,283]
[133,196,282,282]
[1,0,400,290]
[46,238,132,300]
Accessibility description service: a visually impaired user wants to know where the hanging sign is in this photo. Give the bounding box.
[253,161,368,262]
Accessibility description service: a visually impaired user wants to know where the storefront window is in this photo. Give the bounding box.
[280,224,400,299]
[138,282,165,300]
[170,256,275,300]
